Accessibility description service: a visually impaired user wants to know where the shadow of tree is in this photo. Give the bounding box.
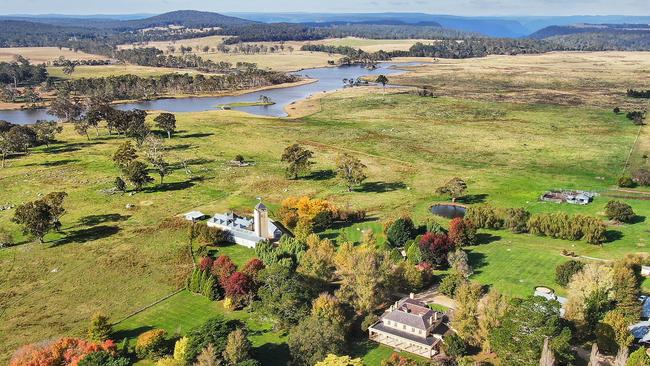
[475,233,502,245]
[304,169,335,181]
[629,215,646,224]
[44,142,102,154]
[467,250,487,274]
[605,230,624,243]
[166,144,193,151]
[180,133,214,139]
[111,326,154,342]
[53,225,121,246]
[142,177,205,194]
[253,342,290,366]
[78,213,131,227]
[24,159,79,167]
[355,181,406,193]
[456,194,489,204]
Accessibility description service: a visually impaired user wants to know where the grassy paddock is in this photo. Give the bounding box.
[1,54,649,362]
[0,47,109,63]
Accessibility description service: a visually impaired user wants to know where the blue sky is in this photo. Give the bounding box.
[2,0,649,16]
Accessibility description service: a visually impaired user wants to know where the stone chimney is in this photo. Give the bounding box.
[254,201,269,239]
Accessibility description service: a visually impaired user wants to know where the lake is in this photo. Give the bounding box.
[430,204,467,219]
[0,62,423,125]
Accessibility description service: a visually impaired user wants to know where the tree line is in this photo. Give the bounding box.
[54,70,297,102]
[0,56,48,87]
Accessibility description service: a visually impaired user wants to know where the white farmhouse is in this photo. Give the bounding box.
[207,202,287,248]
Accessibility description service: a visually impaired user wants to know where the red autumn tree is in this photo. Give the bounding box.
[223,272,252,309]
[241,258,265,278]
[211,255,236,285]
[419,232,454,268]
[198,256,214,272]
[448,218,477,247]
[10,338,115,366]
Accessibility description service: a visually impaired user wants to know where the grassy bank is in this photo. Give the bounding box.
[0,81,648,363]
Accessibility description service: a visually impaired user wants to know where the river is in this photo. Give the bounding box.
[0,62,423,125]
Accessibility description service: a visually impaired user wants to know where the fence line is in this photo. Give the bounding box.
[113,288,185,325]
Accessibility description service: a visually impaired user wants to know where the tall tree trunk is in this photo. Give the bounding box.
[167,130,171,139]
[539,337,556,366]
[587,343,600,366]
[614,347,628,366]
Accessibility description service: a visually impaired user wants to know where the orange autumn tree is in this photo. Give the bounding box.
[278,196,335,231]
[10,337,116,366]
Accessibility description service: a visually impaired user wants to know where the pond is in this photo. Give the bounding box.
[430,204,467,219]
[0,61,424,125]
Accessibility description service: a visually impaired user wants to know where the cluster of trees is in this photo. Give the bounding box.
[626,89,650,99]
[276,196,366,239]
[528,213,607,244]
[112,48,234,73]
[0,120,62,167]
[0,56,48,87]
[280,144,368,192]
[222,43,295,55]
[56,70,296,101]
[135,316,260,366]
[300,45,391,65]
[560,257,646,361]
[51,57,112,67]
[467,204,608,244]
[188,255,265,309]
[11,192,67,243]
[466,204,530,234]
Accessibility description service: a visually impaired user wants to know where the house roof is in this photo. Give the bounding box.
[255,202,267,210]
[629,320,650,343]
[184,211,206,220]
[642,296,650,319]
[370,322,440,347]
[382,298,436,331]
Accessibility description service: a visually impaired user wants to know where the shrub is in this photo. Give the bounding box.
[617,176,636,188]
[78,351,130,366]
[361,314,380,332]
[155,358,183,366]
[465,205,504,230]
[386,217,416,247]
[405,242,422,264]
[632,168,650,186]
[443,333,467,358]
[419,232,454,268]
[87,312,112,342]
[173,337,189,362]
[425,219,448,235]
[212,255,237,285]
[223,272,252,308]
[604,201,636,223]
[504,208,530,233]
[0,230,14,248]
[439,273,465,297]
[528,213,607,244]
[448,218,477,247]
[555,260,585,287]
[196,225,229,245]
[627,347,650,366]
[135,329,168,360]
[184,316,236,364]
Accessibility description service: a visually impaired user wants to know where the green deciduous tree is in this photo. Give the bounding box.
[453,281,483,346]
[32,120,62,147]
[223,328,252,365]
[154,112,177,139]
[605,201,636,223]
[386,217,416,248]
[281,144,313,179]
[287,315,347,366]
[335,153,367,192]
[436,177,467,203]
[555,260,585,287]
[490,296,573,366]
[113,141,138,170]
[12,200,55,243]
[87,312,113,342]
[123,160,154,191]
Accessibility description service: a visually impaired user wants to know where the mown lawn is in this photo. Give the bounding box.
[113,291,289,366]
[1,73,649,362]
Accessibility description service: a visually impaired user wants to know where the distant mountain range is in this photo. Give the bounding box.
[226,12,650,37]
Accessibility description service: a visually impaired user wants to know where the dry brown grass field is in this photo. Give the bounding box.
[392,51,650,109]
[0,47,109,63]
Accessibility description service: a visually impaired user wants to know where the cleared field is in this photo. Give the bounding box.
[120,36,432,71]
[322,37,432,52]
[0,47,109,63]
[1,53,649,363]
[47,65,213,79]
[392,51,650,109]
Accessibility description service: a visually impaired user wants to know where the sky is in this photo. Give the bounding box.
[1,0,649,16]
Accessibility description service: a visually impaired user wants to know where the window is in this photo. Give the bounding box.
[403,325,406,330]
[411,327,415,333]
